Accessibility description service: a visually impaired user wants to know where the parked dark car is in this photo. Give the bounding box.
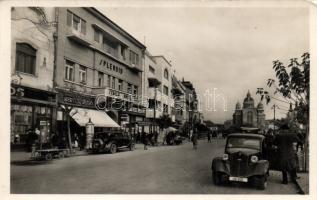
[166,131,185,145]
[211,133,269,190]
[91,131,135,154]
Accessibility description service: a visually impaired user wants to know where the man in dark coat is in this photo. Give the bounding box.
[191,132,198,150]
[142,131,149,150]
[207,131,211,143]
[274,126,300,184]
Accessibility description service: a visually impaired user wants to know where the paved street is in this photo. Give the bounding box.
[11,139,299,194]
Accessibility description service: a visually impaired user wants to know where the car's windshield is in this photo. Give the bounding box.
[226,137,261,150]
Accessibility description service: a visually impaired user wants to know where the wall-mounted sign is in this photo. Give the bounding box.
[97,56,123,75]
[57,90,95,108]
[106,88,132,102]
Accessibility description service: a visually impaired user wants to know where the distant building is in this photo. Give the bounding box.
[171,75,186,126]
[232,90,265,129]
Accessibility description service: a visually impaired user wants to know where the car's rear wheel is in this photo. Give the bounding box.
[212,171,221,185]
[109,143,117,154]
[129,143,135,151]
[45,153,53,161]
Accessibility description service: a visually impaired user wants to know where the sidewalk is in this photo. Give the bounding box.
[10,142,177,162]
[294,172,309,194]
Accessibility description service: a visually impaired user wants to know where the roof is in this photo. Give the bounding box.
[228,133,265,139]
[86,8,146,50]
[151,55,172,66]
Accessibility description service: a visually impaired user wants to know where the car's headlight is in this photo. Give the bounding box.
[251,155,258,163]
[223,153,229,161]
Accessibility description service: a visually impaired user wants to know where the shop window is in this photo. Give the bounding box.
[163,85,169,96]
[15,43,36,75]
[79,65,87,84]
[11,105,33,144]
[129,50,139,66]
[67,10,86,35]
[65,60,75,81]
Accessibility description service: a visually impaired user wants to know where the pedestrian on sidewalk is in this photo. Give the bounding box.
[162,128,167,145]
[191,132,198,150]
[142,131,149,150]
[207,131,211,143]
[274,124,300,184]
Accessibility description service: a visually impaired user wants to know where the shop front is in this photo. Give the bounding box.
[56,88,120,149]
[10,83,57,150]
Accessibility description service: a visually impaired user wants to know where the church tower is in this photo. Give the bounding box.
[233,101,242,127]
[242,90,257,127]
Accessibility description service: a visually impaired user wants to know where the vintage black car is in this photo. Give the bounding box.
[166,131,185,145]
[91,131,135,154]
[211,133,269,190]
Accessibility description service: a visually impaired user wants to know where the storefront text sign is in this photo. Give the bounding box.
[58,90,95,108]
[106,88,132,102]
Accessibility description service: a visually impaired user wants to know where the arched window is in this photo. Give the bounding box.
[247,111,253,125]
[164,68,169,80]
[15,43,36,75]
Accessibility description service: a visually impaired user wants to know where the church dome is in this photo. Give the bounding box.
[243,90,254,103]
[236,101,241,110]
[257,101,264,110]
[243,90,254,108]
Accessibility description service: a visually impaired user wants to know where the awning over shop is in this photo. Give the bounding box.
[69,107,120,128]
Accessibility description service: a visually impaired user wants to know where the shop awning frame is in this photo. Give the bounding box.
[69,107,120,128]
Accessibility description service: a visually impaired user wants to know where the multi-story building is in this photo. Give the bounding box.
[181,79,199,134]
[11,7,57,148]
[171,75,186,127]
[53,8,146,141]
[143,52,175,133]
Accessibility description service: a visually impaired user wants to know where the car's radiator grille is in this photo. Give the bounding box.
[229,152,249,177]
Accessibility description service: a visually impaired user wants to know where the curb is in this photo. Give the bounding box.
[294,179,305,195]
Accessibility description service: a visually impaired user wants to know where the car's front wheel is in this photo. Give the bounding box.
[109,143,117,154]
[256,175,267,190]
[212,171,221,185]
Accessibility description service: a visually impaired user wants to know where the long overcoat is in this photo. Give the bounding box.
[273,131,299,171]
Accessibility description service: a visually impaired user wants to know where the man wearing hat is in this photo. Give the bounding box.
[274,124,300,184]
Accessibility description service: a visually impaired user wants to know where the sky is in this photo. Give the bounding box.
[98,6,309,123]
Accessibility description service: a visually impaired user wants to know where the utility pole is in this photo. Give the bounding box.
[271,104,277,134]
[153,86,157,133]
